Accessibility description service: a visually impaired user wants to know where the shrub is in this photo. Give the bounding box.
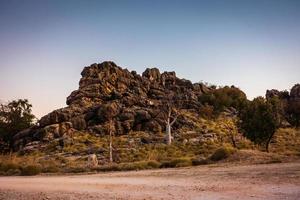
[146,160,161,168]
[160,157,192,168]
[41,165,60,173]
[119,161,159,171]
[210,146,235,161]
[0,162,19,172]
[191,157,210,166]
[40,160,60,173]
[20,165,41,176]
[93,160,161,172]
[96,163,120,172]
[65,167,88,173]
[6,168,21,176]
[118,162,145,171]
[198,86,247,115]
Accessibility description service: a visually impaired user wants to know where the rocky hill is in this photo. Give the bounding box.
[3,61,299,172]
[13,61,216,152]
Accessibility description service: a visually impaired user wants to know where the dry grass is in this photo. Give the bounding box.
[1,119,299,176]
[270,128,300,156]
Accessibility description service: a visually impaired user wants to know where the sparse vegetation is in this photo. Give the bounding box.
[160,157,192,168]
[20,165,41,176]
[0,83,299,176]
[198,86,247,115]
[210,146,236,161]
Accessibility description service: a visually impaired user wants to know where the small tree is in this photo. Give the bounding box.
[222,118,239,148]
[239,97,280,152]
[99,103,119,163]
[0,99,35,151]
[108,119,114,163]
[165,103,178,145]
[162,92,180,145]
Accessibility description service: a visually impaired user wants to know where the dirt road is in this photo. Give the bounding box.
[0,162,299,200]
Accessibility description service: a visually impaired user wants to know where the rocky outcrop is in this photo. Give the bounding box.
[13,61,211,150]
[266,84,300,101]
[266,89,289,100]
[265,84,300,127]
[290,84,300,101]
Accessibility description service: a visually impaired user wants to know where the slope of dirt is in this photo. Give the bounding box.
[0,162,299,200]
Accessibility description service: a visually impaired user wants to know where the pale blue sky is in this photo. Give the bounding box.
[0,0,299,118]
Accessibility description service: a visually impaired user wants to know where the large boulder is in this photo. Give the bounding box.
[96,102,120,122]
[142,68,161,82]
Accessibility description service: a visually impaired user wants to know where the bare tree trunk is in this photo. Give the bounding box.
[109,121,113,163]
[230,134,237,148]
[265,132,274,153]
[165,108,177,145]
[166,108,172,145]
[166,123,172,145]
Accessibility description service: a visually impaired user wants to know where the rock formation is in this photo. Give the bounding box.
[265,84,300,127]
[13,61,211,150]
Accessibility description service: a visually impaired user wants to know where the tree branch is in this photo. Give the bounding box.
[170,115,178,126]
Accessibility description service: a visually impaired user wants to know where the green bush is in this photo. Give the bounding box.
[20,165,41,176]
[65,167,88,173]
[41,165,60,173]
[93,163,120,172]
[93,160,161,172]
[210,146,235,161]
[119,161,158,171]
[146,160,161,168]
[161,157,192,168]
[0,162,20,172]
[198,86,247,115]
[191,157,210,166]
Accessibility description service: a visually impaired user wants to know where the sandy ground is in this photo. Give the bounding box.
[0,162,299,200]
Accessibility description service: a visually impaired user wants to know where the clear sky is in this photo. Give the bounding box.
[0,0,299,118]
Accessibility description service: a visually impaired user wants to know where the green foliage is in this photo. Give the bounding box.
[0,99,36,150]
[94,160,161,172]
[286,101,300,127]
[239,97,280,152]
[147,160,161,168]
[198,86,247,115]
[210,146,235,161]
[160,157,192,168]
[20,165,41,176]
[0,162,20,172]
[191,157,210,165]
[41,166,60,173]
[64,167,88,173]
